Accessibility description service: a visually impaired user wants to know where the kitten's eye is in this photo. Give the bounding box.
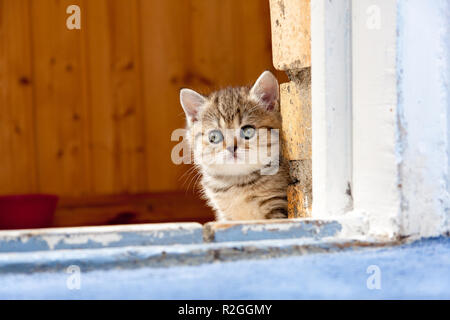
[240,125,256,140]
[208,130,224,144]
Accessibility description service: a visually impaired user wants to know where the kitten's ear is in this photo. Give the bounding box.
[249,71,279,111]
[180,88,206,124]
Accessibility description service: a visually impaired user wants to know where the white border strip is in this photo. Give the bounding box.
[311,0,353,217]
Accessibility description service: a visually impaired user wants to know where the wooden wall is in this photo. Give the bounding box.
[0,0,286,225]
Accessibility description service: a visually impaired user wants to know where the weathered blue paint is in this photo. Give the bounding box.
[0,223,204,253]
[0,237,448,299]
[204,219,342,242]
[0,237,386,274]
[0,219,343,252]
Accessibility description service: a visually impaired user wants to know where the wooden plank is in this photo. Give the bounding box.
[31,0,91,195]
[139,0,193,191]
[0,223,204,252]
[0,0,37,194]
[85,0,147,194]
[287,181,311,218]
[204,219,341,242]
[234,0,283,82]
[188,0,284,89]
[189,0,236,88]
[53,192,215,227]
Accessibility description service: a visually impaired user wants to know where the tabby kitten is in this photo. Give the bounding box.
[180,71,289,221]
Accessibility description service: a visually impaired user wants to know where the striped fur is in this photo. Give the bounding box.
[180,71,289,221]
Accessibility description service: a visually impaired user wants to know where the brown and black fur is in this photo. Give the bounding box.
[180,71,289,221]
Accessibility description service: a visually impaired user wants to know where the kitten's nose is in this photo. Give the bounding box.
[226,145,238,154]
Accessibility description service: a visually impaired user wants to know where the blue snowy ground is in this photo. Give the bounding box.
[0,237,449,299]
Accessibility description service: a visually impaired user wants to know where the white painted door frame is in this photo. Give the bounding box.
[311,0,450,240]
[311,0,353,218]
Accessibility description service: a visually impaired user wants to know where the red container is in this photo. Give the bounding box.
[0,194,58,230]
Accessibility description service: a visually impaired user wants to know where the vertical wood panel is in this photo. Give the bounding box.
[190,0,236,88]
[85,0,147,194]
[31,0,91,195]
[237,1,277,81]
[0,0,37,194]
[139,0,193,191]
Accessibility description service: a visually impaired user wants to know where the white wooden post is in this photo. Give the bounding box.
[395,0,450,237]
[312,0,449,239]
[311,0,353,218]
[351,0,400,238]
[352,0,450,238]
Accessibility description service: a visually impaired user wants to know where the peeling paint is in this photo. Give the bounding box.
[204,219,342,242]
[0,237,394,275]
[0,223,204,252]
[40,233,123,250]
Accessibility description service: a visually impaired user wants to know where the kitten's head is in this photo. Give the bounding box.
[180,71,281,176]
